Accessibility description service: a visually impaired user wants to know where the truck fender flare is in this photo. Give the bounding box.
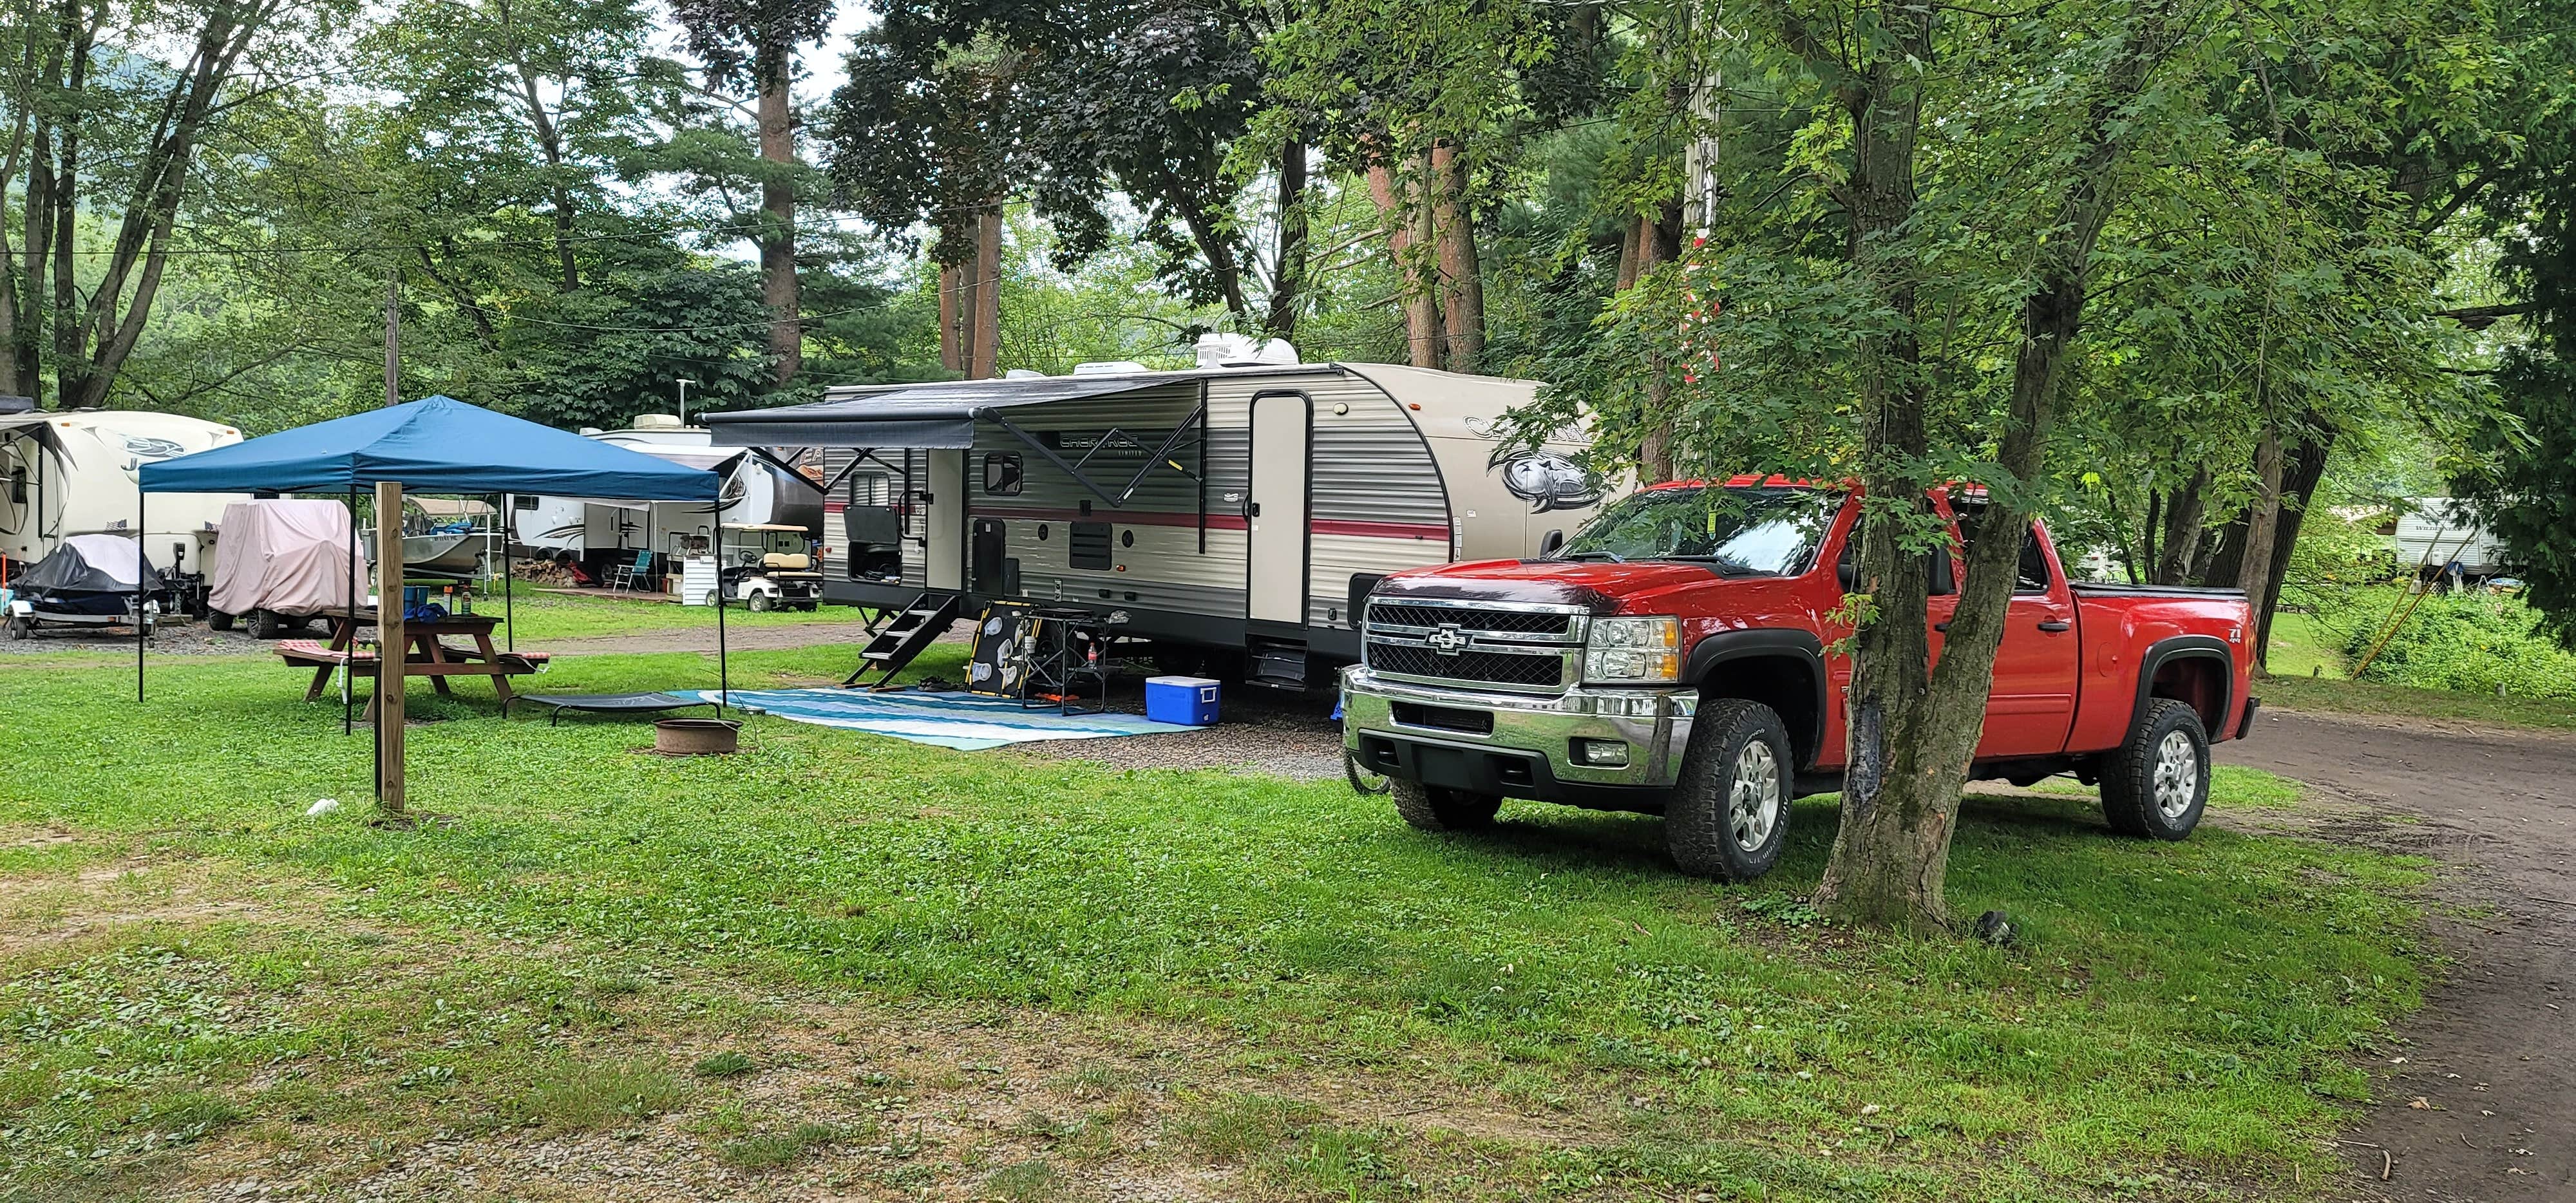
[2132,635,2233,735]
[1684,628,1828,764]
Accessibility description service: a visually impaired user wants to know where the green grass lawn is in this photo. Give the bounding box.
[462,580,876,642]
[0,646,2430,1201]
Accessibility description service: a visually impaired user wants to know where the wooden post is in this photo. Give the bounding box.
[375,480,406,815]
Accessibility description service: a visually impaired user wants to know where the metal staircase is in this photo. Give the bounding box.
[843,592,962,690]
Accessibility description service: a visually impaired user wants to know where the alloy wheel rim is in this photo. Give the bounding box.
[1729,741,1782,851]
[2152,730,2199,819]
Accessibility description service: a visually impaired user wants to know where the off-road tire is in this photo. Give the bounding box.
[1664,698,1795,881]
[1391,778,1502,831]
[207,610,235,632]
[249,609,284,639]
[2100,698,2210,840]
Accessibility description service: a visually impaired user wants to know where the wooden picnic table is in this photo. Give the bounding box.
[278,609,549,716]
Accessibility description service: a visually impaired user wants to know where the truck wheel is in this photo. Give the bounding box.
[1391,778,1501,831]
[249,609,283,639]
[2100,699,2209,840]
[207,610,234,632]
[1665,699,1795,881]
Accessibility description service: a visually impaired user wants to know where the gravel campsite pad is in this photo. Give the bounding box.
[1007,684,1350,780]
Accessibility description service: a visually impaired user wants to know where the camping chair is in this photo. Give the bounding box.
[603,549,651,593]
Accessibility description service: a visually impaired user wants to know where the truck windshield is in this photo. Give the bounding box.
[1558,486,1837,576]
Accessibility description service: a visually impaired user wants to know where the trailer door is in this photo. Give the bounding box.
[1247,393,1310,625]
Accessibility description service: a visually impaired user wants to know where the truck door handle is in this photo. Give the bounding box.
[1933,621,1951,632]
[2038,620,2072,632]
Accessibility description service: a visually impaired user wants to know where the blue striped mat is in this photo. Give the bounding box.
[679,688,1197,750]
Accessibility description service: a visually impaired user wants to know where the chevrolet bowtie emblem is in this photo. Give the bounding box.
[1426,625,1468,656]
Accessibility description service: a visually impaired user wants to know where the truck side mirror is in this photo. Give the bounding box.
[1538,529,1566,558]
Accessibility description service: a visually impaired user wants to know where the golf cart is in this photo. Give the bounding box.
[715,523,821,612]
[4,533,162,639]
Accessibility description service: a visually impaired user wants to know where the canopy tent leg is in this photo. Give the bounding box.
[500,492,513,655]
[345,486,357,736]
[715,549,728,714]
[136,491,145,703]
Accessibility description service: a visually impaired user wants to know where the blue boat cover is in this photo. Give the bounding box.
[137,395,717,500]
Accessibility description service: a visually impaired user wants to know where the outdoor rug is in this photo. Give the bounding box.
[679,688,1198,751]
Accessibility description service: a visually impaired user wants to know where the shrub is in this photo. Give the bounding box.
[2341,591,2576,700]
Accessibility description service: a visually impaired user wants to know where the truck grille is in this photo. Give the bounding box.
[1362,598,1587,694]
[1365,602,1573,637]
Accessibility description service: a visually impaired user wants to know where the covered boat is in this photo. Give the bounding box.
[4,533,162,638]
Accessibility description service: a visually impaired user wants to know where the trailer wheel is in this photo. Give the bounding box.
[2100,698,2208,840]
[5,615,25,640]
[1390,778,1501,831]
[1663,698,1795,882]
[207,610,235,632]
[249,609,284,639]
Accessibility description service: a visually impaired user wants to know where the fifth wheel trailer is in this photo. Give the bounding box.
[0,406,250,609]
[703,361,1615,686]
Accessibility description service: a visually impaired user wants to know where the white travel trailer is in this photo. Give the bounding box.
[511,414,824,578]
[0,406,250,605]
[704,361,1615,686]
[2394,498,2515,579]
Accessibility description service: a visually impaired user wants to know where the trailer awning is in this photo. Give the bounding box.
[702,366,1336,450]
[701,377,1170,449]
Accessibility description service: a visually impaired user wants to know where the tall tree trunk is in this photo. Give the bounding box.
[1431,142,1483,374]
[755,42,799,386]
[938,260,963,374]
[1812,0,1944,932]
[1819,0,2178,932]
[1265,137,1308,341]
[1613,214,1642,292]
[48,3,83,410]
[2235,426,2287,672]
[969,204,1001,379]
[511,67,578,291]
[1365,152,1442,368]
[2252,430,2333,667]
[2153,467,2211,584]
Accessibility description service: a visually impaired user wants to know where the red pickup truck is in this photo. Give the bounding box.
[1341,477,2257,881]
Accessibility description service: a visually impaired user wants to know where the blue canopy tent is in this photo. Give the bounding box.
[138,396,733,808]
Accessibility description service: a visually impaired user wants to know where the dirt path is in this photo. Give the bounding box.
[2219,708,2575,1202]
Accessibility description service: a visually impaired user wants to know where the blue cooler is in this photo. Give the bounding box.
[1145,675,1221,726]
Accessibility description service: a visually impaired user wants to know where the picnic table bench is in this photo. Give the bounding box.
[279,609,549,716]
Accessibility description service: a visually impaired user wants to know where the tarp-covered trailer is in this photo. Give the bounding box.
[4,533,163,638]
[205,499,355,638]
[705,362,1612,686]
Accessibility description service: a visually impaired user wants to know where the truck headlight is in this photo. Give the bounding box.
[1585,616,1681,684]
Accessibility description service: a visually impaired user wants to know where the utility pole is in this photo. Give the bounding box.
[384,272,402,408]
[676,377,696,425]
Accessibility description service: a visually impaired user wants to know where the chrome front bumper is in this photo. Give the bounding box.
[1340,665,1696,791]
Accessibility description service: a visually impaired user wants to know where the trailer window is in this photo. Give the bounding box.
[984,453,1023,496]
[1559,487,1836,576]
